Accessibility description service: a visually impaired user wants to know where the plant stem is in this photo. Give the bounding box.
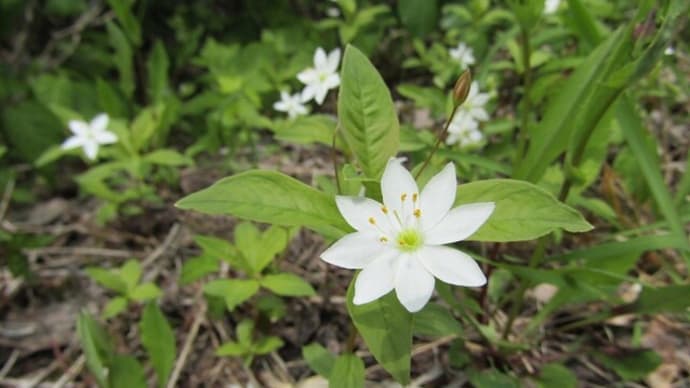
[332,123,342,195]
[415,104,460,179]
[514,27,532,166]
[501,237,546,339]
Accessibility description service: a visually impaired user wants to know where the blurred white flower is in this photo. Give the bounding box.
[544,0,560,14]
[446,114,484,147]
[273,91,308,119]
[321,159,493,312]
[297,47,341,105]
[326,7,341,18]
[446,81,489,147]
[61,113,117,160]
[449,43,475,69]
[664,46,675,56]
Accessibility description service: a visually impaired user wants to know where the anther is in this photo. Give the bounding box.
[414,209,421,218]
[381,206,388,214]
[401,193,407,202]
[379,237,388,243]
[368,217,376,225]
[412,193,418,202]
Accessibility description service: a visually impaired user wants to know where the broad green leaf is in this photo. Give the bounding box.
[216,341,247,356]
[260,273,315,297]
[203,279,260,311]
[176,170,349,235]
[413,303,462,337]
[455,179,593,241]
[147,40,170,104]
[140,303,176,388]
[627,284,690,315]
[346,281,412,384]
[536,363,577,388]
[108,355,147,388]
[234,222,261,272]
[103,296,128,319]
[85,267,127,294]
[270,114,337,146]
[143,149,193,166]
[302,343,336,377]
[254,336,284,354]
[77,312,113,387]
[129,283,162,302]
[251,226,290,274]
[180,256,219,285]
[329,354,365,388]
[593,349,662,380]
[236,320,254,346]
[119,259,142,291]
[338,45,399,180]
[469,368,520,388]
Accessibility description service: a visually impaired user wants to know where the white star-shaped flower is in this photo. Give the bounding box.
[449,43,476,69]
[297,47,341,105]
[446,114,484,147]
[544,0,560,14]
[321,159,494,312]
[61,113,118,160]
[273,91,308,119]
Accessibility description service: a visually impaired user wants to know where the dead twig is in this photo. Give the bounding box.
[166,290,206,388]
[142,223,181,282]
[52,354,85,388]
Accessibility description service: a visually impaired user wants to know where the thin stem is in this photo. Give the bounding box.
[332,123,342,195]
[415,104,460,180]
[514,27,532,165]
[501,237,546,340]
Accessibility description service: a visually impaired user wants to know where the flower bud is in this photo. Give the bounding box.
[453,70,472,106]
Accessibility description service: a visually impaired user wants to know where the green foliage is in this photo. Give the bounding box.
[329,353,365,388]
[338,45,400,180]
[140,303,176,388]
[346,281,412,384]
[302,343,336,377]
[216,320,284,366]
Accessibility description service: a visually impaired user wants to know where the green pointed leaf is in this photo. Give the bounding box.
[346,281,412,384]
[180,255,219,285]
[143,149,193,166]
[203,279,260,311]
[176,170,349,236]
[536,363,577,388]
[119,259,142,291]
[302,343,336,377]
[108,355,147,388]
[455,179,593,242]
[103,296,128,319]
[129,283,162,301]
[338,45,399,180]
[593,349,662,380]
[236,320,254,346]
[140,303,176,388]
[77,312,114,387]
[85,267,127,294]
[261,273,315,297]
[216,341,247,356]
[413,303,462,337]
[329,354,365,388]
[254,336,284,355]
[627,284,690,314]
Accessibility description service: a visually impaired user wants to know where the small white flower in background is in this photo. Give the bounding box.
[326,7,341,18]
[664,46,675,56]
[544,0,560,14]
[297,47,341,105]
[446,114,484,147]
[273,91,308,119]
[449,42,475,69]
[321,158,494,312]
[61,113,117,160]
[446,81,490,147]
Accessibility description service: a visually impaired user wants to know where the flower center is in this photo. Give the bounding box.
[396,228,423,252]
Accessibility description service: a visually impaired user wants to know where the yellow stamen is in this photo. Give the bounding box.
[414,209,421,218]
[412,193,418,202]
[368,217,376,225]
[401,193,407,202]
[379,236,388,243]
[381,206,388,214]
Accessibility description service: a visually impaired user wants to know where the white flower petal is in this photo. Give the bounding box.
[335,195,391,234]
[353,252,398,305]
[274,100,288,112]
[394,255,435,312]
[68,120,89,135]
[313,85,328,105]
[321,231,391,269]
[297,69,317,84]
[314,47,327,69]
[323,73,340,89]
[93,130,117,144]
[326,48,341,73]
[82,141,99,160]
[90,113,109,132]
[61,136,84,150]
[424,202,495,244]
[300,85,316,102]
[418,245,486,287]
[420,163,457,231]
[471,107,489,122]
[381,158,419,215]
